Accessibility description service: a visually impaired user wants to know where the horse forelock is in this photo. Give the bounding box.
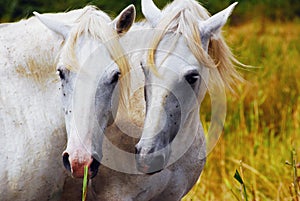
[60,6,111,72]
[148,0,242,91]
[60,5,131,111]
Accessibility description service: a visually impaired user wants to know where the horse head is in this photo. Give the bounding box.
[35,5,135,178]
[135,0,239,174]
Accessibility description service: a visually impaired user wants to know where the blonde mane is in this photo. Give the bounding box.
[60,5,131,109]
[148,0,242,90]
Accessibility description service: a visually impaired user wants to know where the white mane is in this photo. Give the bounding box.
[147,0,243,90]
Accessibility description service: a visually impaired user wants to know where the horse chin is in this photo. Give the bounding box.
[137,166,162,176]
[137,166,163,175]
[136,163,164,175]
[145,162,164,175]
[146,169,163,175]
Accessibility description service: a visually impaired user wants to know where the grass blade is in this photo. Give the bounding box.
[234,170,248,201]
[82,166,89,201]
[234,170,244,185]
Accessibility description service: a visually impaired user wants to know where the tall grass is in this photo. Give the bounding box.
[183,19,300,200]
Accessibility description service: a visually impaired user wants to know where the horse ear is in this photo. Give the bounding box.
[199,2,238,40]
[33,11,71,39]
[112,5,136,35]
[141,0,162,27]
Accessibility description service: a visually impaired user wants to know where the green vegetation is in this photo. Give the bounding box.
[184,20,300,200]
[234,170,249,201]
[82,166,89,201]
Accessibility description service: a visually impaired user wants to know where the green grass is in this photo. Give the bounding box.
[82,166,89,201]
[183,19,300,201]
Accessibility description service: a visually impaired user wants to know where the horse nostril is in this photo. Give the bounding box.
[63,153,71,172]
[135,144,144,155]
[90,158,100,179]
[135,146,139,155]
[149,147,156,154]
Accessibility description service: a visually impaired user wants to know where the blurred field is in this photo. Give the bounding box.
[183,19,300,201]
[0,0,299,23]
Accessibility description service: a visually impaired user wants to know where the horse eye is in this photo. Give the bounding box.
[56,69,65,80]
[111,71,121,84]
[185,73,199,85]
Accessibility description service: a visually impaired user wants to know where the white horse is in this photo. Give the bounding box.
[59,0,242,201]
[0,5,136,201]
[35,4,136,179]
[0,9,83,201]
[135,0,242,200]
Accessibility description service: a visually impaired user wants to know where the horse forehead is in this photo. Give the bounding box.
[157,36,199,70]
[76,36,100,56]
[75,36,114,68]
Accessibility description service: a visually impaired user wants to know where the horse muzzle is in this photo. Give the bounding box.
[62,151,100,179]
[135,147,165,174]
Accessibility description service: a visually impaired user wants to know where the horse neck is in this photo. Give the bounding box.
[0,9,85,78]
[0,17,63,76]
